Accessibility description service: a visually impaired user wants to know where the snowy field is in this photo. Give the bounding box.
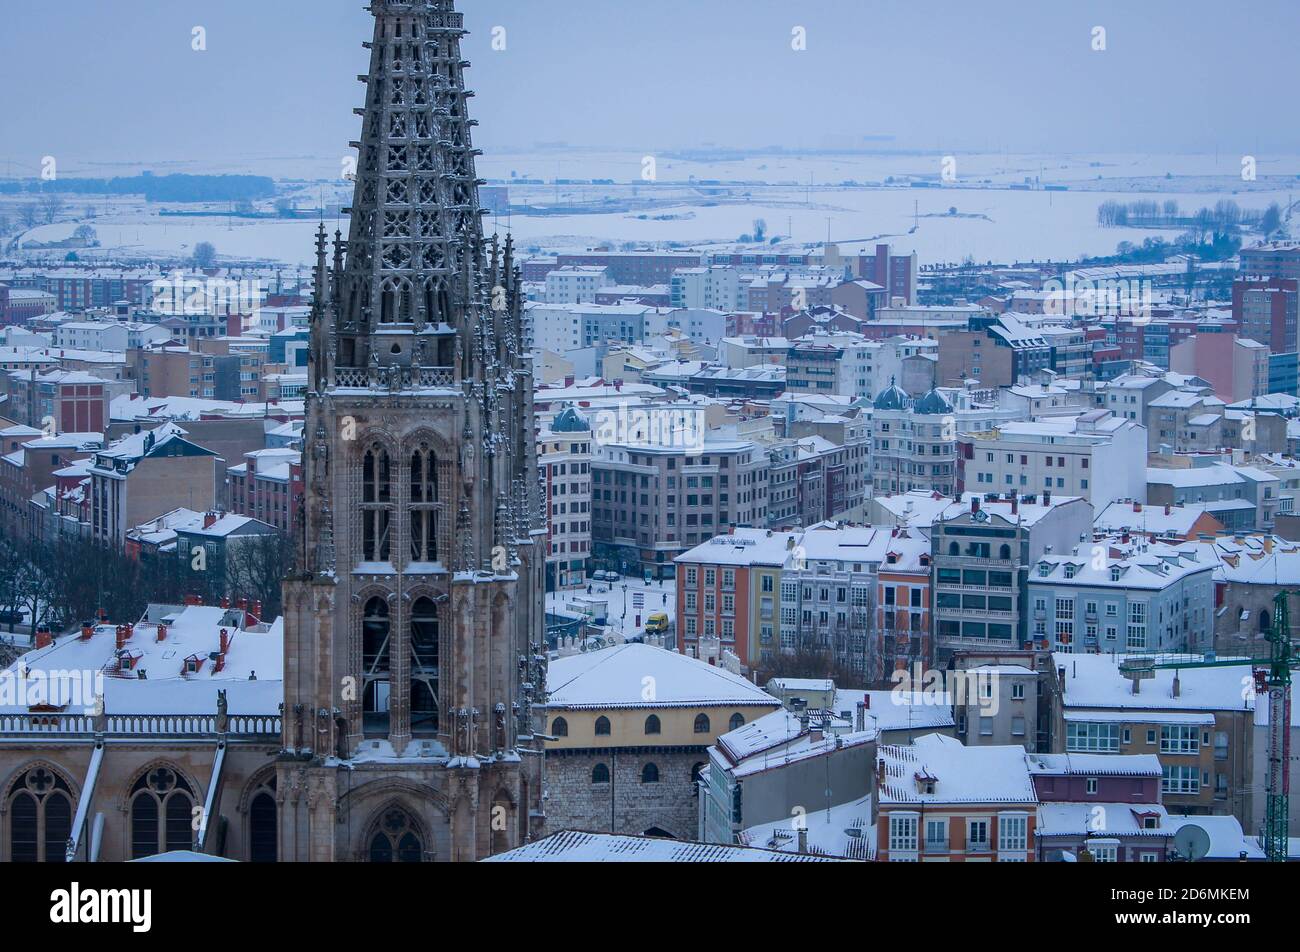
[9,150,1297,269]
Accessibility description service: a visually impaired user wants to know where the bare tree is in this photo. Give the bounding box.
[19,202,40,229]
[225,531,293,619]
[192,241,218,270]
[39,192,66,225]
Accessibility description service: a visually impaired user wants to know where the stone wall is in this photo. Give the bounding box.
[544,747,708,840]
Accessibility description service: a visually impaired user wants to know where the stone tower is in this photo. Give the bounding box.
[277,0,546,862]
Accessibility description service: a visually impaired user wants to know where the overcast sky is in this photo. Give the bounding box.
[2,0,1297,176]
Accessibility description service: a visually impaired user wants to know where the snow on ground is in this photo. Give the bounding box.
[11,151,1297,268]
[546,577,675,652]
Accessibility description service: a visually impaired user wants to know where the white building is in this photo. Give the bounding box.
[961,409,1147,506]
[545,266,615,305]
[671,266,743,312]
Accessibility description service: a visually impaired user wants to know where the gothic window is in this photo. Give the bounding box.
[694,713,711,734]
[362,597,392,735]
[368,808,422,863]
[410,447,440,564]
[551,717,568,738]
[594,716,611,737]
[641,763,660,784]
[410,597,439,736]
[644,714,661,736]
[7,767,73,863]
[591,764,610,784]
[362,446,393,562]
[729,713,745,732]
[248,776,277,864]
[129,767,194,860]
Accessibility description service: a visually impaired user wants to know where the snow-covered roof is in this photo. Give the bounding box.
[545,643,778,711]
[878,733,1036,805]
[0,604,282,718]
[1025,752,1162,777]
[1055,652,1256,714]
[1037,803,1170,838]
[739,794,874,860]
[485,830,852,863]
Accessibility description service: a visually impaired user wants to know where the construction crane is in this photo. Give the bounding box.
[1128,590,1295,862]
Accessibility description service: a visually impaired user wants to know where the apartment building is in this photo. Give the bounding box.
[931,492,1094,657]
[675,529,796,669]
[539,406,594,591]
[1146,461,1279,531]
[545,266,614,305]
[1027,546,1216,655]
[958,409,1148,506]
[1046,653,1256,824]
[871,384,960,496]
[593,437,768,579]
[87,423,221,546]
[227,447,303,535]
[671,267,743,312]
[875,733,1037,862]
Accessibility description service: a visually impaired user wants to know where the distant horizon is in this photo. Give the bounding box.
[2,0,1299,176]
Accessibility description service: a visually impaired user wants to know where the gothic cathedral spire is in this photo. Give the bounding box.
[281,0,545,863]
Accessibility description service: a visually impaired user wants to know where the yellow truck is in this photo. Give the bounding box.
[644,612,670,634]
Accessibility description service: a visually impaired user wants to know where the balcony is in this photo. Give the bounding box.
[923,839,949,855]
[967,841,991,855]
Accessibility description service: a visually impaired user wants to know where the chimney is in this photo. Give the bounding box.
[971,496,981,515]
[203,511,218,530]
[156,624,167,643]
[97,607,108,623]
[797,828,809,854]
[1043,490,1052,505]
[115,626,128,650]
[219,628,231,655]
[1130,671,1142,695]
[35,627,53,650]
[1135,503,1142,513]
[80,622,93,641]
[220,596,230,610]
[251,600,263,622]
[1172,672,1181,699]
[1165,505,1171,516]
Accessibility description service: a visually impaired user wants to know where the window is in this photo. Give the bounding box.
[694,713,711,734]
[7,766,73,863]
[551,717,568,738]
[129,767,195,860]
[644,714,662,736]
[729,713,745,732]
[998,814,1028,852]
[361,444,393,562]
[1086,778,1098,795]
[1087,841,1118,862]
[362,597,391,735]
[641,763,660,784]
[594,716,611,737]
[1160,725,1200,755]
[409,445,440,563]
[591,763,610,784]
[967,819,990,851]
[1162,765,1200,795]
[1067,722,1119,752]
[410,598,439,735]
[888,814,918,853]
[367,808,423,863]
[1012,683,1025,700]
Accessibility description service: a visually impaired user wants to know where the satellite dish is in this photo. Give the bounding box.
[1173,824,1211,862]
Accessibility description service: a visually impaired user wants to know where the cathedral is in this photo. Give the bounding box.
[277,0,547,861]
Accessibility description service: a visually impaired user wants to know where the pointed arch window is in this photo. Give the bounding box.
[368,808,423,863]
[409,446,441,564]
[410,597,440,736]
[129,767,194,860]
[694,713,712,734]
[362,445,393,563]
[249,785,277,864]
[362,597,392,735]
[8,767,73,863]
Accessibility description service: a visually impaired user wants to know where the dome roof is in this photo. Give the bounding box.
[550,406,591,433]
[914,388,954,415]
[873,380,910,411]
